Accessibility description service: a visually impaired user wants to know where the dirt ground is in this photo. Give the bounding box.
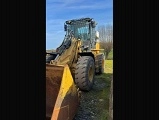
[73,73,113,120]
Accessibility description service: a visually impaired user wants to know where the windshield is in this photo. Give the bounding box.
[67,23,90,41]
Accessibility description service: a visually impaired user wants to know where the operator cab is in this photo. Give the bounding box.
[64,18,97,51]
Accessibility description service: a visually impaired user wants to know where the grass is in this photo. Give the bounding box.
[100,109,109,120]
[95,59,113,120]
[107,49,113,60]
[97,76,111,120]
[97,60,113,120]
[105,60,113,73]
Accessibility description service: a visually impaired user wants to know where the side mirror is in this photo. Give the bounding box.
[91,21,96,28]
[64,24,67,31]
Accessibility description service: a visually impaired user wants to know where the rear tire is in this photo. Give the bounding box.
[98,54,105,74]
[75,56,95,91]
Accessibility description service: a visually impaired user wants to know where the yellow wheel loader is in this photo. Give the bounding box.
[46,18,105,120]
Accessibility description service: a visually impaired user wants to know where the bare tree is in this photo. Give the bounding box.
[98,24,113,59]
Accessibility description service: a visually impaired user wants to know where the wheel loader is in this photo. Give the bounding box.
[46,18,105,120]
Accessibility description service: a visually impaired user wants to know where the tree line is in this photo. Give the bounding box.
[97,24,113,59]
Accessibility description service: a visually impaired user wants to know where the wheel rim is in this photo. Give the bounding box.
[88,65,94,82]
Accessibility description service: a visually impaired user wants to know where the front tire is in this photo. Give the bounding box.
[75,56,95,91]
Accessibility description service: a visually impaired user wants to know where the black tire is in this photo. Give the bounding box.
[75,56,95,91]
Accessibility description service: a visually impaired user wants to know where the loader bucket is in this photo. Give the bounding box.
[46,64,79,120]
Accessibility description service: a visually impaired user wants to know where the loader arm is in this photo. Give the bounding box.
[46,36,81,119]
[50,36,80,68]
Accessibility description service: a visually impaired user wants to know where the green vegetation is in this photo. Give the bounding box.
[107,49,113,60]
[95,59,113,120]
[105,60,113,73]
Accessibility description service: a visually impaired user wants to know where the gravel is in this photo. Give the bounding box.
[73,76,108,120]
